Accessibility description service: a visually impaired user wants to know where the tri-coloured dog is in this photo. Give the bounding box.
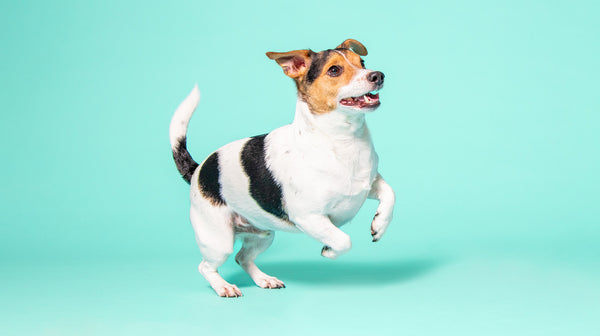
[169,39,396,297]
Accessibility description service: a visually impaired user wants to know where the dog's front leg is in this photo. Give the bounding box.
[368,174,396,242]
[293,215,352,259]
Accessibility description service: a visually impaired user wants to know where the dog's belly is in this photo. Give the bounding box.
[230,207,300,233]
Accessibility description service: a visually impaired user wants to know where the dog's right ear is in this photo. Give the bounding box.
[266,50,312,78]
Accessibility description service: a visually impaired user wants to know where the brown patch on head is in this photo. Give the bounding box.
[298,49,364,114]
[266,44,366,114]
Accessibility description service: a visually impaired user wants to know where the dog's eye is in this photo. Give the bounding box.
[360,59,365,69]
[327,65,342,77]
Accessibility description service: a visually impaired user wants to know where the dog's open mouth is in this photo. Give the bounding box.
[339,91,380,108]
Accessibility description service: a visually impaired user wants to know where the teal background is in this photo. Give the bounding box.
[1,0,599,335]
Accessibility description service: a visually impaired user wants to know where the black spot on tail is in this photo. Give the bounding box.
[198,152,226,206]
[172,136,199,184]
[241,134,288,220]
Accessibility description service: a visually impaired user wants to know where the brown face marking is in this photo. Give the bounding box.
[298,49,364,114]
[267,45,367,114]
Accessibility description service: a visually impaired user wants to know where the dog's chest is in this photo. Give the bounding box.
[269,128,378,220]
[317,138,377,195]
[317,139,377,221]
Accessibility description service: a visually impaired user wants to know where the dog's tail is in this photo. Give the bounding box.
[169,85,201,184]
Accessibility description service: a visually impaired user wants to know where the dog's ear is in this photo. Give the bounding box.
[336,39,368,56]
[266,50,313,78]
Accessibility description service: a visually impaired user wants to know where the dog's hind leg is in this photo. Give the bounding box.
[191,204,242,297]
[235,231,285,289]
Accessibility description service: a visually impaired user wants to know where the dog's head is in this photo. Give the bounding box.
[266,39,384,115]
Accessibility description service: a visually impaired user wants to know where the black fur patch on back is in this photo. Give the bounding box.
[241,134,288,220]
[173,136,199,184]
[306,49,334,84]
[198,152,226,206]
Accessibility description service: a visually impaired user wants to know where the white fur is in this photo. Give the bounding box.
[172,73,396,297]
[169,84,200,150]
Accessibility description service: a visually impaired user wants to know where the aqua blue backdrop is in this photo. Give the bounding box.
[1,0,599,335]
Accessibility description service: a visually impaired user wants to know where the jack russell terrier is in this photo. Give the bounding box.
[169,39,396,297]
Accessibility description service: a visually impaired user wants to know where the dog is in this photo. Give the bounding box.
[169,39,396,297]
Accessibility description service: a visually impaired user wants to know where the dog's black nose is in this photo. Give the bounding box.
[367,71,384,86]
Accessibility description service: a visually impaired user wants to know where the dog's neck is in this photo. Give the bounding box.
[292,98,368,141]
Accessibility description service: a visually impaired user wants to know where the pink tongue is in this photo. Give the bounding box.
[340,93,380,107]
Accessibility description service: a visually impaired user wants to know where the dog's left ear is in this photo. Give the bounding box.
[266,50,313,78]
[337,39,368,56]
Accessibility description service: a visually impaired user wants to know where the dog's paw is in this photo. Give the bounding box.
[215,284,243,298]
[371,212,391,242]
[321,246,338,259]
[255,276,286,289]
